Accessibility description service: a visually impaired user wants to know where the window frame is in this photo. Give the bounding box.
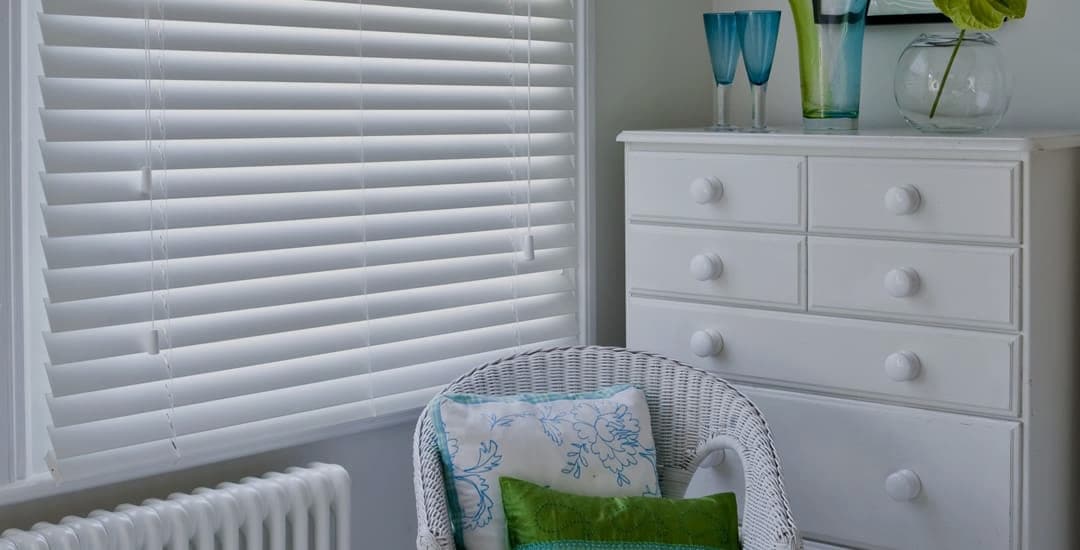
[2,0,24,489]
[0,0,595,506]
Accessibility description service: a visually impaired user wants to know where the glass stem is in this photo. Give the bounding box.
[751,83,768,131]
[715,83,732,128]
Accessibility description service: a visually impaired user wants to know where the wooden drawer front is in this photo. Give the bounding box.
[809,158,1020,243]
[627,298,1019,415]
[627,225,805,309]
[627,151,805,230]
[808,237,1020,330]
[743,388,1019,550]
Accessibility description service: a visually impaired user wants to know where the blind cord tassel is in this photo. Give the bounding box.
[140,165,152,198]
[147,327,163,355]
[521,233,535,261]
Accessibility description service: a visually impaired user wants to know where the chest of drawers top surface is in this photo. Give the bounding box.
[617,127,1080,153]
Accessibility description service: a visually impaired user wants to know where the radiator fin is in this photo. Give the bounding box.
[2,463,350,550]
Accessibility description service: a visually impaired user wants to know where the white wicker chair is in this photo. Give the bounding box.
[413,346,801,550]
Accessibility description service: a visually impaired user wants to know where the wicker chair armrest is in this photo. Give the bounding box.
[414,410,456,550]
[693,429,801,550]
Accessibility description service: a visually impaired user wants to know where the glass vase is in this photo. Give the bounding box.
[788,0,870,132]
[894,32,1011,134]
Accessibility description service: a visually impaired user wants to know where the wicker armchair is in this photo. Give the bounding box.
[413,346,801,550]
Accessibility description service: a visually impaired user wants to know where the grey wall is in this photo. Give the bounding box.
[719,0,1080,128]
[0,421,418,547]
[593,0,715,346]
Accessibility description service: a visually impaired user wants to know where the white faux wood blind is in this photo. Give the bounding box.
[35,0,579,480]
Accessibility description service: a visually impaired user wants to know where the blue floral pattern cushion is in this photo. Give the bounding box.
[431,385,660,550]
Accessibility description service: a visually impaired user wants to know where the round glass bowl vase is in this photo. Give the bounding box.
[894,32,1011,134]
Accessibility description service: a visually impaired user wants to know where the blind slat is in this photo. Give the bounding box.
[40,14,574,63]
[46,271,573,397]
[48,312,578,458]
[42,109,574,141]
[46,334,580,482]
[45,223,574,303]
[44,201,573,268]
[44,179,574,237]
[42,133,575,173]
[41,46,575,86]
[44,249,576,365]
[43,0,575,31]
[46,226,575,332]
[50,298,577,425]
[43,156,575,205]
[41,79,575,111]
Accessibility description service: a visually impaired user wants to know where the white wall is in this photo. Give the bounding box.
[0,421,419,547]
[593,0,715,345]
[718,0,1080,128]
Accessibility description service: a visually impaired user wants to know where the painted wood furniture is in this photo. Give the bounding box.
[619,129,1080,550]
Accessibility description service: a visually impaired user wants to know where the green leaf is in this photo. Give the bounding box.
[983,0,1026,19]
[933,0,1025,30]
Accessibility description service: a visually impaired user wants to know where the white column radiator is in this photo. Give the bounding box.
[1,463,350,550]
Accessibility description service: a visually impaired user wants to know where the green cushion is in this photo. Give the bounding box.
[499,476,741,550]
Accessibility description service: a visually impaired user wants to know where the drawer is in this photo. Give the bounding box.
[809,158,1020,243]
[808,237,1020,330]
[627,298,1020,415]
[742,388,1019,550]
[627,225,805,309]
[627,151,805,231]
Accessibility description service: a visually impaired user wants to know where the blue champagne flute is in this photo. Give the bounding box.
[737,11,782,132]
[703,13,741,131]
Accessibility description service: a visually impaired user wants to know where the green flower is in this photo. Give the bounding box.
[933,0,1026,30]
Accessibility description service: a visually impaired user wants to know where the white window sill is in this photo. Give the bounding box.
[0,408,421,507]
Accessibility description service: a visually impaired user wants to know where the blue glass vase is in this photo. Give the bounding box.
[703,13,741,131]
[737,11,781,132]
[788,0,869,132]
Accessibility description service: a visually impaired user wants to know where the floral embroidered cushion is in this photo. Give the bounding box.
[431,385,660,550]
[500,476,741,550]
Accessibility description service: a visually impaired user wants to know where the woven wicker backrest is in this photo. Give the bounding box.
[413,346,801,550]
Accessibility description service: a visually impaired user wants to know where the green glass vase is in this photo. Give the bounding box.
[788,0,870,131]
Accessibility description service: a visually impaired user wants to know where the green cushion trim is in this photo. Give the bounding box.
[428,384,641,549]
[518,542,724,550]
[500,477,741,550]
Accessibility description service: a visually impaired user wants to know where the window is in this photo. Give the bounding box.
[9,0,583,487]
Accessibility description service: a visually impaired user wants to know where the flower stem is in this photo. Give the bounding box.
[930,29,965,119]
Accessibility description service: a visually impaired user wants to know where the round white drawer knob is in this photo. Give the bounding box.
[885,469,922,501]
[690,177,724,204]
[690,253,724,281]
[885,351,922,382]
[690,329,725,358]
[884,185,922,215]
[884,267,921,298]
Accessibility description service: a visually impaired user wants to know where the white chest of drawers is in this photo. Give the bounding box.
[618,129,1080,550]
